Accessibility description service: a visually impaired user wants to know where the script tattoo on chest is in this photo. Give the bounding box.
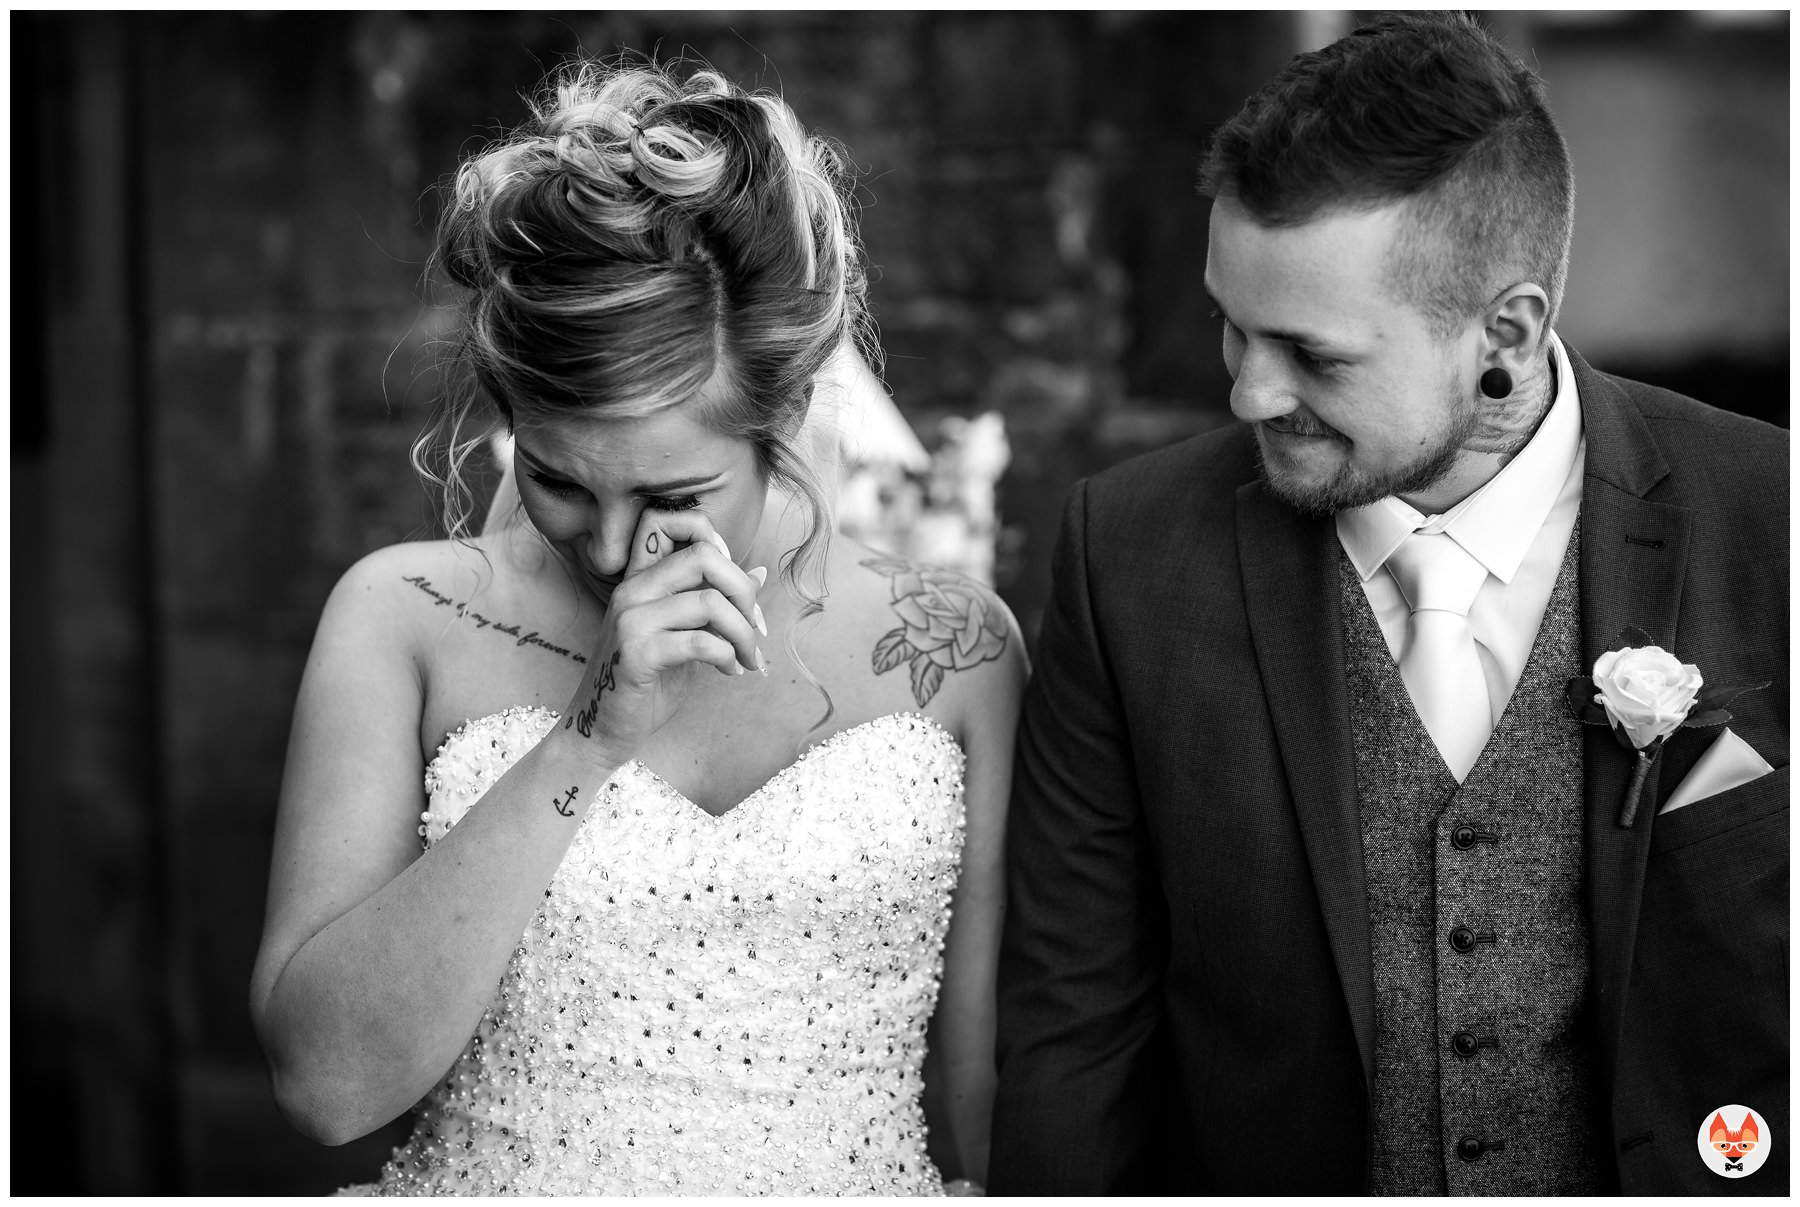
[401,575,587,664]
[861,556,1010,707]
[564,649,620,739]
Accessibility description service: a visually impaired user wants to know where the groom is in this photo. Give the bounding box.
[991,12,1787,1196]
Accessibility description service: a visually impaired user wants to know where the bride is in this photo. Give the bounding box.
[249,58,1023,1195]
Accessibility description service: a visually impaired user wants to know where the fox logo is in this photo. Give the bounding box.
[1699,1106,1770,1177]
[1711,1112,1758,1163]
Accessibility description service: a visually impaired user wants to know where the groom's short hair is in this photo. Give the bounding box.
[1199,12,1575,339]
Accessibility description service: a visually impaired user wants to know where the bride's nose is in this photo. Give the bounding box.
[584,508,637,578]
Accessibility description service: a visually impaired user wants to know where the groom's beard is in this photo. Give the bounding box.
[1253,387,1480,518]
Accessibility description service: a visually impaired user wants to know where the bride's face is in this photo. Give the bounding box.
[513,402,768,606]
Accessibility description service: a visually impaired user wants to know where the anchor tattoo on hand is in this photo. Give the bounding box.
[552,786,579,817]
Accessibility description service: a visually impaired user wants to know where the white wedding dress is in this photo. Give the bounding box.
[345,706,965,1196]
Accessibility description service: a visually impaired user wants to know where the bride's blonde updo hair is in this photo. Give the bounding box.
[414,56,869,615]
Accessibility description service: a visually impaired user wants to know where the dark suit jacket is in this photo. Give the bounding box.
[990,347,1788,1195]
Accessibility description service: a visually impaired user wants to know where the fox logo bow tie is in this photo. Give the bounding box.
[1725,1160,1744,1171]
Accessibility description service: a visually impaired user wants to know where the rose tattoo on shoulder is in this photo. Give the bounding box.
[861,556,1010,706]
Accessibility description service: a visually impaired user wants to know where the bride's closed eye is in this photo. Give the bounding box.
[526,469,584,498]
[526,469,701,514]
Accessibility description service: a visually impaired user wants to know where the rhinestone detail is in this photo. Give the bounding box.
[349,707,965,1197]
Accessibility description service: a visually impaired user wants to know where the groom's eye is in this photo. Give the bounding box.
[1211,308,1244,349]
[1293,346,1340,373]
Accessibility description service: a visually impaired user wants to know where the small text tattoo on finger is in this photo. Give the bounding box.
[646,532,660,555]
[565,649,621,738]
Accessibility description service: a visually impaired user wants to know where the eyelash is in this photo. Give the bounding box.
[525,470,701,512]
[526,470,581,498]
[1210,307,1337,374]
[1292,347,1337,374]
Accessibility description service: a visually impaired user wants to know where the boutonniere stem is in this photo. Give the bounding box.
[1566,627,1769,828]
[1619,751,1654,828]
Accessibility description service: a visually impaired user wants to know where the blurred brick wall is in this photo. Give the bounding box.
[15,9,1785,1195]
[1493,10,1789,423]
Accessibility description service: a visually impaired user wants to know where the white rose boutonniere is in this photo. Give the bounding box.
[1566,627,1769,826]
[1592,645,1704,747]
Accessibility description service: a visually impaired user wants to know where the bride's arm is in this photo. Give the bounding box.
[927,605,1029,1189]
[248,545,627,1146]
[251,520,764,1146]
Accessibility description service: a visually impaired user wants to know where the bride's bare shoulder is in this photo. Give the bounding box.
[321,533,536,642]
[816,537,1028,732]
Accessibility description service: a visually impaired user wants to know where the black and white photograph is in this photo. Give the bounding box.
[13,8,1788,1197]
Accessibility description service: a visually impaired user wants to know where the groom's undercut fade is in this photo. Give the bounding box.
[1199,11,1575,340]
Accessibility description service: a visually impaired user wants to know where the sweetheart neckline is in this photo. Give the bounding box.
[430,707,962,823]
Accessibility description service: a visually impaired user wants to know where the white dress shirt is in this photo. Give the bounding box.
[1336,332,1586,729]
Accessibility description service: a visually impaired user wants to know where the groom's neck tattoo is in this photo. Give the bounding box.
[1467,357,1556,465]
[861,556,1010,708]
[401,575,588,664]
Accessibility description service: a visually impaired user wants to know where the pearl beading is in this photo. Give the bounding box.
[354,707,966,1197]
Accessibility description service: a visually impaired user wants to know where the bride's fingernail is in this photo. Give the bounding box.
[753,603,768,637]
[756,648,768,676]
[710,533,731,560]
[748,565,769,589]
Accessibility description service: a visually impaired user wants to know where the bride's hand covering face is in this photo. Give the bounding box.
[515,403,774,771]
[510,403,770,613]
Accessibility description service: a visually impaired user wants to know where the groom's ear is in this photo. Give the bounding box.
[1481,284,1551,367]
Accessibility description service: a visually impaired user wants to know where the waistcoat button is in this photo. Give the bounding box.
[1451,825,1477,849]
[1457,1136,1486,1162]
[1451,1031,1480,1058]
[1449,926,1476,953]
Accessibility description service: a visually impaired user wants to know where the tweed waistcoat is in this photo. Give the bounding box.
[1343,522,1605,1195]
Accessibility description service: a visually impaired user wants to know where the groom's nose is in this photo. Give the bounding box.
[1228,348,1300,423]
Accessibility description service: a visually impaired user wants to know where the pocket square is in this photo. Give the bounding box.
[1658,727,1774,815]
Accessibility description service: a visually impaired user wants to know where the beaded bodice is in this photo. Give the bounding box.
[361,707,966,1196]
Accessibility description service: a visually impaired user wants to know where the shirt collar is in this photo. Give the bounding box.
[1337,331,1585,583]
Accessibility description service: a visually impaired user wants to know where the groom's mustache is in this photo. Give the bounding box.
[1261,413,1347,441]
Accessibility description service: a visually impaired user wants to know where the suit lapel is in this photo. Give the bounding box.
[1236,481,1375,1094]
[1567,345,1692,1088]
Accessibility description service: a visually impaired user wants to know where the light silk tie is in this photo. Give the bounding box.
[1384,532,1493,782]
